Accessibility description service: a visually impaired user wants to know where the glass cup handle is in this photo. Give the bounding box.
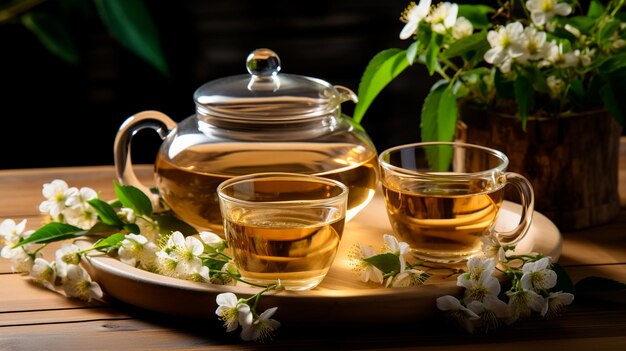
[113,110,177,206]
[494,172,535,245]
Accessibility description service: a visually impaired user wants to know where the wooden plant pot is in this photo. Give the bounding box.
[458,105,622,231]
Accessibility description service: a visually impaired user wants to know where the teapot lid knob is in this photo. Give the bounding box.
[246,48,281,77]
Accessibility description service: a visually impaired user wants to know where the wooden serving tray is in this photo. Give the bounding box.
[84,192,562,326]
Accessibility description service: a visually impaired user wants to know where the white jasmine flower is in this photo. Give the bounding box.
[62,203,98,230]
[155,250,178,277]
[63,264,103,302]
[215,292,253,332]
[481,234,507,263]
[210,261,239,285]
[136,217,159,243]
[383,234,409,272]
[168,231,203,276]
[39,179,77,220]
[29,258,57,291]
[241,307,281,342]
[55,244,82,279]
[506,288,547,321]
[428,2,459,35]
[547,75,565,98]
[519,26,548,63]
[65,186,98,208]
[543,291,574,318]
[118,233,158,270]
[436,295,480,333]
[467,296,510,332]
[200,231,227,251]
[1,245,36,273]
[457,270,501,304]
[348,242,384,284]
[526,0,572,27]
[389,268,429,287]
[453,16,473,39]
[461,256,495,282]
[190,265,211,282]
[484,22,526,73]
[117,208,136,223]
[542,41,579,68]
[399,0,432,40]
[579,47,595,66]
[520,257,557,291]
[0,219,29,246]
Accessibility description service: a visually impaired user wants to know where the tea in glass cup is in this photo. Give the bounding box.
[379,142,534,263]
[217,172,348,290]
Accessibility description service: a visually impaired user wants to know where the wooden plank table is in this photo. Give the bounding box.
[1,146,626,350]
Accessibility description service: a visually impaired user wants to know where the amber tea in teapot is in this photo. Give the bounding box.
[114,49,379,233]
[155,142,377,232]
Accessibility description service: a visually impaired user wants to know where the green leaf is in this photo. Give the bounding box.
[87,222,124,236]
[457,4,495,29]
[444,31,488,59]
[514,75,533,130]
[599,52,626,73]
[109,199,123,208]
[421,81,446,143]
[575,276,626,294]
[406,41,418,65]
[114,181,153,217]
[91,233,125,251]
[363,253,401,274]
[21,12,79,64]
[552,263,575,294]
[588,0,605,18]
[154,213,198,236]
[124,223,141,234]
[494,69,514,99]
[425,33,442,76]
[353,49,410,123]
[525,66,549,94]
[599,19,621,43]
[13,222,85,248]
[94,0,168,75]
[88,198,125,227]
[600,70,626,126]
[436,85,458,142]
[568,79,586,102]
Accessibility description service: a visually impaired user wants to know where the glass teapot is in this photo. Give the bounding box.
[114,48,379,232]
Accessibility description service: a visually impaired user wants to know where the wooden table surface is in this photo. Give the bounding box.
[1,146,626,350]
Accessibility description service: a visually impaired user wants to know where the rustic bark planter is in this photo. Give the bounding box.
[458,105,622,231]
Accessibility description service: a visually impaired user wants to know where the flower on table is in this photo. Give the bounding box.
[520,257,557,292]
[55,243,82,279]
[389,268,429,288]
[63,264,103,302]
[436,295,480,333]
[29,258,57,291]
[1,244,37,273]
[484,22,526,73]
[0,219,30,246]
[39,179,74,221]
[466,296,510,333]
[506,288,547,320]
[428,2,458,35]
[348,241,384,284]
[543,291,575,318]
[240,307,281,342]
[215,292,253,332]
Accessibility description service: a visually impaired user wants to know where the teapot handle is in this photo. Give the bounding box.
[113,110,177,206]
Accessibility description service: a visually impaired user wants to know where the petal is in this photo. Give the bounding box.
[216,292,238,307]
[258,306,278,320]
[436,295,462,311]
[90,282,103,299]
[416,0,432,17]
[543,270,558,289]
[531,11,546,26]
[444,3,458,28]
[199,232,222,245]
[240,325,259,341]
[554,3,572,16]
[238,304,253,326]
[400,21,419,40]
[520,273,533,290]
[467,300,485,314]
[171,231,185,247]
[484,47,503,64]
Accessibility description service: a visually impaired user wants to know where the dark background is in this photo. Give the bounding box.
[1,0,486,169]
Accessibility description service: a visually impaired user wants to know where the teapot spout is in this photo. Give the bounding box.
[335,85,358,104]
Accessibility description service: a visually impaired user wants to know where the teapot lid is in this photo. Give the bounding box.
[193,48,357,122]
